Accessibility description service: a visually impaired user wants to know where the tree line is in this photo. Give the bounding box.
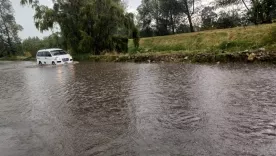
[138,0,276,37]
[1,0,138,57]
[0,0,22,57]
[0,0,276,57]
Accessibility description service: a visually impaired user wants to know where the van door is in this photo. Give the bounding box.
[44,51,53,64]
[38,51,45,64]
[40,52,46,64]
[36,52,43,64]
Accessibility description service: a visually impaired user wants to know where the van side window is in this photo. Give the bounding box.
[37,51,46,57]
[43,52,52,57]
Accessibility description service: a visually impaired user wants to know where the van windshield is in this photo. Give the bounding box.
[51,50,67,56]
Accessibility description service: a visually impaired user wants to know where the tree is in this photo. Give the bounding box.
[0,0,23,56]
[137,0,155,37]
[179,0,196,32]
[22,33,66,57]
[159,0,182,34]
[137,0,165,36]
[201,6,217,30]
[137,0,184,36]
[216,0,276,24]
[21,0,136,55]
[215,10,244,28]
[137,0,199,36]
[22,37,43,57]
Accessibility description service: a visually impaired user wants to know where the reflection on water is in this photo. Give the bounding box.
[1,61,276,156]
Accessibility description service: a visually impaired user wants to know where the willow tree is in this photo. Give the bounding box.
[0,0,22,56]
[216,0,276,24]
[21,0,136,55]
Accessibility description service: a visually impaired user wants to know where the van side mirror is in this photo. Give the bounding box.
[48,54,52,57]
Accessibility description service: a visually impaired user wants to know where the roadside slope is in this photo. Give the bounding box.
[129,24,276,54]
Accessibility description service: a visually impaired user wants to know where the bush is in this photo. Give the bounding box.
[112,36,128,53]
[133,27,140,48]
[24,52,32,57]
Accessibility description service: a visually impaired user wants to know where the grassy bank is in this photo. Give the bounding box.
[73,50,276,63]
[73,23,276,63]
[129,23,276,54]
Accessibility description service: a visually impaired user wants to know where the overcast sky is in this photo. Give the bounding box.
[11,0,142,39]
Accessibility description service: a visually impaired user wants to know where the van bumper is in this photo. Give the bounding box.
[56,60,74,64]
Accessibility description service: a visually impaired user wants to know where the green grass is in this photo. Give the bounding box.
[129,24,276,54]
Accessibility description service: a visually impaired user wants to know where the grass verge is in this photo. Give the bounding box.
[129,24,276,54]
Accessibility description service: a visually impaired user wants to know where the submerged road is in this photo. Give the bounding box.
[1,61,276,156]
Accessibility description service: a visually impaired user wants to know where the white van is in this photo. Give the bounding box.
[36,48,73,65]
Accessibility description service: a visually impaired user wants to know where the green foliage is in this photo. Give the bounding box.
[79,31,93,54]
[215,10,244,29]
[21,0,136,55]
[24,51,32,57]
[247,0,276,24]
[132,27,140,49]
[137,0,193,37]
[22,33,65,57]
[0,0,23,57]
[138,0,276,38]
[201,6,217,30]
[201,8,249,30]
[21,37,42,57]
[216,0,276,24]
[112,36,128,53]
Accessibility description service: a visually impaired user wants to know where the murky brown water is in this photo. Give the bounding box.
[1,61,276,156]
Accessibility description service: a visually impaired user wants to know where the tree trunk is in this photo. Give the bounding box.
[187,13,194,32]
[170,12,175,34]
[241,0,250,10]
[183,0,194,32]
[264,0,272,24]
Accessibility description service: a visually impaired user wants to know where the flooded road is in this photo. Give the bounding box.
[1,61,276,156]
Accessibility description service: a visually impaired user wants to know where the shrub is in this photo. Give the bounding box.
[112,36,128,53]
[24,52,32,57]
[133,27,140,49]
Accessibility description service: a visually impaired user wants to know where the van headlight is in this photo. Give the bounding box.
[54,57,60,61]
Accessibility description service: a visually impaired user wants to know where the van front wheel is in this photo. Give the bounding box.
[52,61,56,65]
[39,61,42,65]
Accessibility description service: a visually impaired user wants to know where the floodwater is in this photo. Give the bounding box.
[1,61,276,156]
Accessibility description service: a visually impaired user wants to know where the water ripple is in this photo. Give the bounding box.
[1,62,276,155]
